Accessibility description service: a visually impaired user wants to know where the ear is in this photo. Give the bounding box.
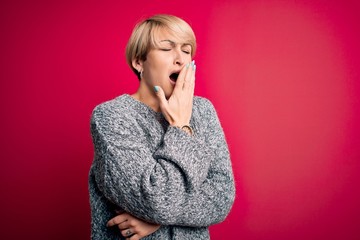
[132,58,144,72]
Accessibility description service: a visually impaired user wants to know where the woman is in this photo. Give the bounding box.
[89,14,235,240]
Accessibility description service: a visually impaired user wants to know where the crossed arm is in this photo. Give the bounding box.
[91,99,235,229]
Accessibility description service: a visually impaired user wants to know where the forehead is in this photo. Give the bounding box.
[153,27,190,46]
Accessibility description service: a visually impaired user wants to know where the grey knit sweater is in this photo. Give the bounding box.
[89,94,235,240]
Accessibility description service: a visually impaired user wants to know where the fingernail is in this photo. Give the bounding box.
[186,63,190,68]
[193,64,196,71]
[154,86,159,92]
[191,60,196,70]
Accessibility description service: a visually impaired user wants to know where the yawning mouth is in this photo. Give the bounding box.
[169,72,179,82]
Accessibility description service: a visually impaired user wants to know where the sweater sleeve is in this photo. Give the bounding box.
[90,98,235,227]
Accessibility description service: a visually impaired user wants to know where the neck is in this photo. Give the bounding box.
[131,81,161,112]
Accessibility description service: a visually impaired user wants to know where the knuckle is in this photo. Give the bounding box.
[132,225,139,232]
[109,219,116,225]
[128,219,136,226]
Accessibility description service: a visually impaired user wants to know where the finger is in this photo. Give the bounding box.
[117,220,131,230]
[190,62,196,92]
[183,60,195,90]
[154,85,168,107]
[126,234,141,240]
[107,214,127,227]
[127,234,140,240]
[174,62,191,92]
[154,85,167,107]
[154,85,175,123]
[121,228,134,238]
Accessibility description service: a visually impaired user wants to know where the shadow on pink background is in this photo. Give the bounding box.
[1,0,359,239]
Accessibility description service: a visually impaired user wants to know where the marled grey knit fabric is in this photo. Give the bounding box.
[89,94,235,240]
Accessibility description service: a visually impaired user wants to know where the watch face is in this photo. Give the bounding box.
[181,125,193,136]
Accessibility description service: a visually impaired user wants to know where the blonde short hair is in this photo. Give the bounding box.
[126,14,197,80]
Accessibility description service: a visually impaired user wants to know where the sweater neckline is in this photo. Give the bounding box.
[121,94,164,117]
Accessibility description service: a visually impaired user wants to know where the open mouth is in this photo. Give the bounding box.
[169,72,179,82]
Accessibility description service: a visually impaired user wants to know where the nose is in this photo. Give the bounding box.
[174,47,185,66]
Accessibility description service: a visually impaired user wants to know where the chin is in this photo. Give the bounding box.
[164,88,174,100]
[165,92,171,100]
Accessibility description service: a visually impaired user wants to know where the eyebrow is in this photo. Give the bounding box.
[159,40,191,47]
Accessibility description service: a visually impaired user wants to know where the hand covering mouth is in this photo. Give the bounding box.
[169,72,180,82]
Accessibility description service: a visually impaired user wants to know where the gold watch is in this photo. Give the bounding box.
[180,125,194,136]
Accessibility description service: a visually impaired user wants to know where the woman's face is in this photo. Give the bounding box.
[141,28,193,98]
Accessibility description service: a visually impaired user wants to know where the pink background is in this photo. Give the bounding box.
[1,0,359,239]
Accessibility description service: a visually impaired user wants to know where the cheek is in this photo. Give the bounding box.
[185,54,192,62]
[145,65,167,82]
